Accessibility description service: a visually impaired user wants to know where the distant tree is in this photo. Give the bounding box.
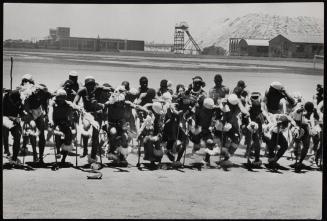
[202,45,227,56]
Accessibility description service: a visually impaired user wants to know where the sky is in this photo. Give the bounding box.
[3,3,324,43]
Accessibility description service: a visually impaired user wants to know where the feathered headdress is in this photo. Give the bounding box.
[18,83,39,104]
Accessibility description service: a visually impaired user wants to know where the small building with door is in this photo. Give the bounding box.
[238,39,269,57]
[229,38,269,57]
[269,34,324,58]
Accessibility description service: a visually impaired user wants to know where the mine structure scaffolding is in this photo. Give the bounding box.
[229,38,243,56]
[173,22,201,54]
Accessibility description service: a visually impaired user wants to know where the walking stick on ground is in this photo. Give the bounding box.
[182,118,189,167]
[22,145,26,165]
[182,125,188,167]
[217,105,229,170]
[98,138,103,165]
[21,122,28,166]
[218,121,226,169]
[298,111,304,169]
[75,135,78,167]
[288,127,294,161]
[21,137,35,171]
[173,116,181,164]
[51,134,59,171]
[21,127,26,166]
[245,115,255,171]
[137,139,141,168]
[295,140,299,166]
[182,143,187,166]
[246,127,254,171]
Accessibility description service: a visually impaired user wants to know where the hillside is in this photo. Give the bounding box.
[197,13,324,51]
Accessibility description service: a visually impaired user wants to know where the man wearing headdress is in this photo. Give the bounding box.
[73,76,113,161]
[19,74,52,164]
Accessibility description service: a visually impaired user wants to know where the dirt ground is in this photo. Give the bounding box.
[3,143,322,219]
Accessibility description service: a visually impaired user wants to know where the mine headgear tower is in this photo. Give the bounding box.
[173,22,201,54]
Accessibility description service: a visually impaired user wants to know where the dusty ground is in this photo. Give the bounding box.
[3,142,322,219]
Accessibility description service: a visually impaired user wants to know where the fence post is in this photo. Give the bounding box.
[10,57,13,90]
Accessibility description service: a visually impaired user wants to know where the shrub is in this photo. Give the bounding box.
[202,45,227,56]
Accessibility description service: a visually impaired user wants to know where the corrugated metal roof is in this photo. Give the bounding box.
[244,39,269,46]
[281,34,324,44]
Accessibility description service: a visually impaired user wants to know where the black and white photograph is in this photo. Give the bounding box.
[2,2,324,219]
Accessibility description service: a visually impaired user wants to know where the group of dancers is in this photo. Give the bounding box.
[2,71,324,172]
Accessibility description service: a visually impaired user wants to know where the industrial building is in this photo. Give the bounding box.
[229,34,324,58]
[234,39,269,57]
[229,38,269,57]
[38,27,144,51]
[269,34,324,58]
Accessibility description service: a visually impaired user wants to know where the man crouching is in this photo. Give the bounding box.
[48,89,80,163]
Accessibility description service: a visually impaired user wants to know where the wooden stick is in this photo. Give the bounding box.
[10,57,13,90]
